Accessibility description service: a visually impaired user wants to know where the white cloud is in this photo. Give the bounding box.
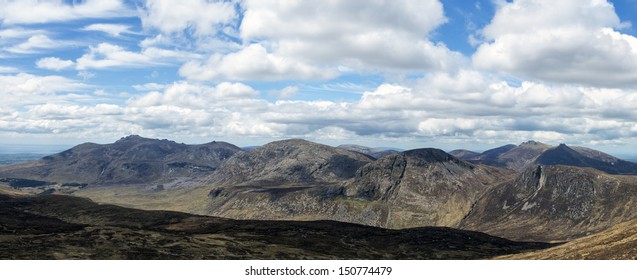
[0,73,87,107]
[240,0,458,70]
[76,43,151,70]
[77,71,95,81]
[6,35,71,54]
[0,28,45,39]
[132,83,168,91]
[75,43,198,70]
[0,0,131,25]
[0,66,18,73]
[473,0,637,87]
[139,0,238,36]
[179,44,339,81]
[36,57,75,71]
[4,75,637,149]
[269,86,299,99]
[128,82,259,108]
[179,0,462,81]
[82,24,133,37]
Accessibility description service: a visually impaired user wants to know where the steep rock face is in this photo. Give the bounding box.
[345,148,513,228]
[207,139,375,187]
[0,135,242,186]
[460,165,637,242]
[203,139,377,223]
[205,147,513,229]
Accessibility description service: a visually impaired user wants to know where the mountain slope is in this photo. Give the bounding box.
[0,135,242,187]
[204,147,513,229]
[535,144,637,175]
[207,139,375,187]
[344,148,514,228]
[460,165,637,242]
[463,141,637,174]
[466,141,552,171]
[0,193,551,260]
[500,217,637,259]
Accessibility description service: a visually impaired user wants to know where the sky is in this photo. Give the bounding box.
[1,0,637,155]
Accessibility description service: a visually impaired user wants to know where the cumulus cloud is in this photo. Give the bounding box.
[473,0,637,87]
[240,0,457,70]
[179,44,339,81]
[139,0,238,36]
[5,0,637,150]
[178,0,462,81]
[3,75,637,149]
[36,57,75,71]
[82,24,133,37]
[6,35,72,54]
[0,73,88,107]
[128,82,259,108]
[0,0,131,25]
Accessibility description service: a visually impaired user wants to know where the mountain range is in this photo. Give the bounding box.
[450,140,637,174]
[2,135,637,259]
[0,135,241,187]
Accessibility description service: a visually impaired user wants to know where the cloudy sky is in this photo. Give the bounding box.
[1,0,637,154]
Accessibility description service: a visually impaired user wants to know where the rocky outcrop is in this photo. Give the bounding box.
[207,139,375,187]
[344,148,513,228]
[460,165,637,242]
[205,147,513,229]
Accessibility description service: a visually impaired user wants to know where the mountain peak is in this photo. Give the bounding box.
[116,135,145,142]
[403,148,458,163]
[534,144,637,174]
[521,140,537,145]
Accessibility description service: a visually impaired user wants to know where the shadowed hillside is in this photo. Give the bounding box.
[0,193,551,260]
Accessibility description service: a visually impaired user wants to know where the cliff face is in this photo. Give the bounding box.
[344,148,513,228]
[460,165,637,242]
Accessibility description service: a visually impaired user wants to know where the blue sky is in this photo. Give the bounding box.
[1,0,637,155]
